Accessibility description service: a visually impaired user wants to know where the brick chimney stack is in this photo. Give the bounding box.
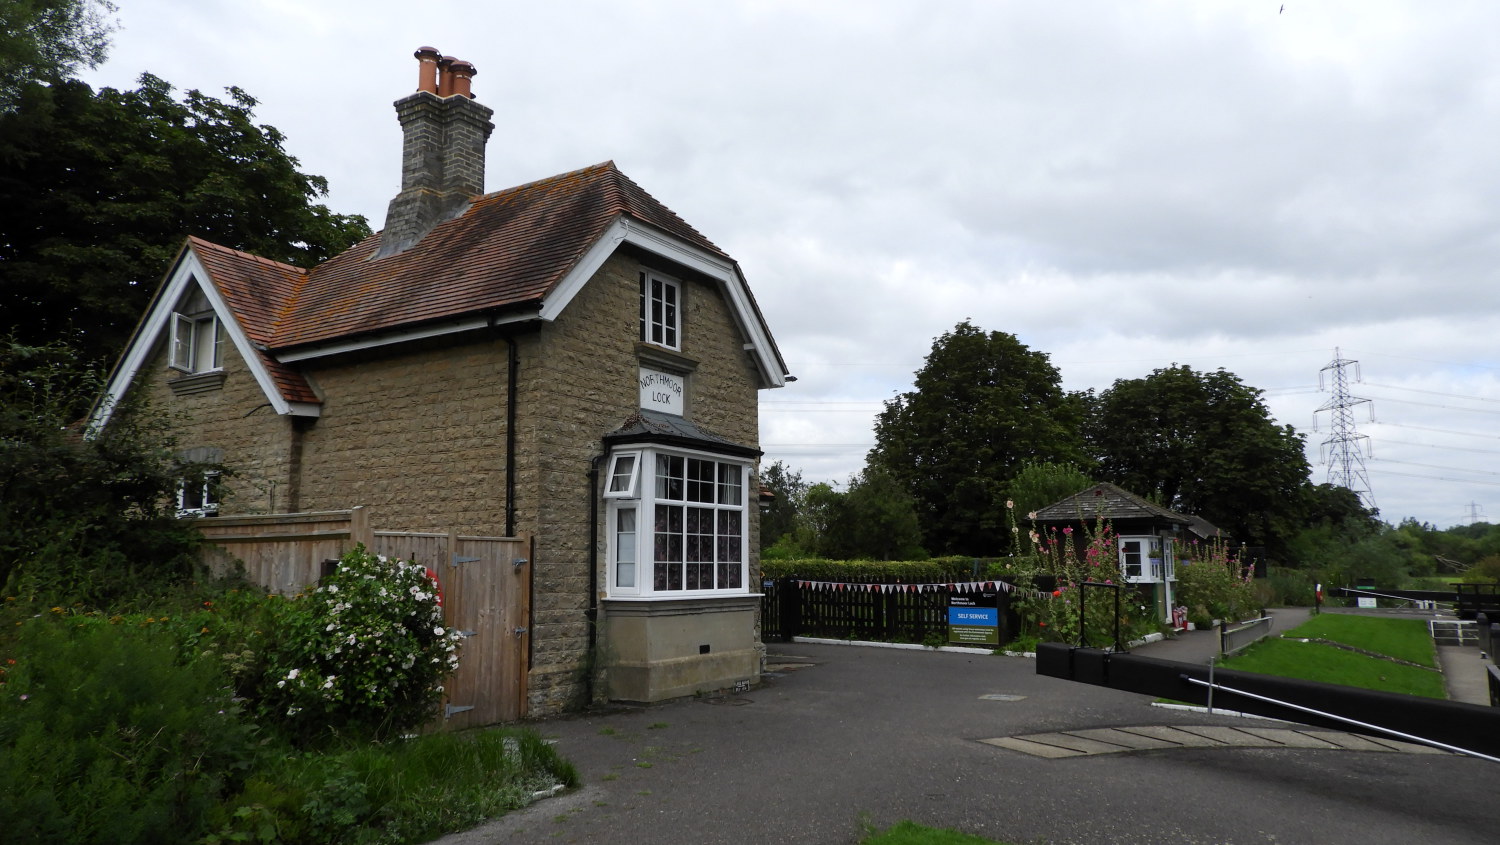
[375,47,496,259]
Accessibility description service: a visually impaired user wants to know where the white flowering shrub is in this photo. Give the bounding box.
[256,545,462,743]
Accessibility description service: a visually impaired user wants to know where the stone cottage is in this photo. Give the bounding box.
[91,48,789,716]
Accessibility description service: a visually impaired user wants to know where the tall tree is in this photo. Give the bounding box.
[0,75,371,370]
[1006,460,1094,524]
[1085,364,1310,555]
[0,0,115,111]
[870,321,1086,556]
[759,460,807,549]
[821,469,926,561]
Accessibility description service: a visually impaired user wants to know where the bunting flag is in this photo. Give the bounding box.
[789,578,1047,598]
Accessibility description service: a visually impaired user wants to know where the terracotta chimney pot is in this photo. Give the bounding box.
[437,55,456,97]
[414,46,441,94]
[447,59,477,99]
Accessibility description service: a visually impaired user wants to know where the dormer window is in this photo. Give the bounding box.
[169,287,224,373]
[639,271,680,350]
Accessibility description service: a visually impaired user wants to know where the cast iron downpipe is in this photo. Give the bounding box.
[585,445,612,704]
[504,335,518,537]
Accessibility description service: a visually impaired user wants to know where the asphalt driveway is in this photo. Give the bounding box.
[436,634,1495,845]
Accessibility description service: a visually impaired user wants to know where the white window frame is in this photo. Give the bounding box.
[1119,535,1162,584]
[639,271,681,351]
[603,451,641,499]
[605,446,749,599]
[169,310,224,373]
[178,472,221,517]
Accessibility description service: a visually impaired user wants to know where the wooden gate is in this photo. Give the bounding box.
[195,508,531,726]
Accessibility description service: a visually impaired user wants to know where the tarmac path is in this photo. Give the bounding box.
[435,609,1495,845]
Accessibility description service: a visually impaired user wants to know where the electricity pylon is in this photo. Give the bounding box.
[1314,347,1376,511]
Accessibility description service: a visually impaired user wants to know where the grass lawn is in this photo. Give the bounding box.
[1282,613,1437,667]
[863,821,1011,845]
[1220,613,1446,699]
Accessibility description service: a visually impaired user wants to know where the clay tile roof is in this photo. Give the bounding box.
[272,161,722,350]
[1031,482,1192,525]
[188,238,320,405]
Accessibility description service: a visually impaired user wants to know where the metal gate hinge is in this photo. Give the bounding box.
[444,703,475,719]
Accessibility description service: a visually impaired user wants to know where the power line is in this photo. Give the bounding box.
[1374,457,1500,478]
[1362,382,1500,404]
[1371,468,1500,488]
[1357,395,1500,415]
[1376,438,1500,456]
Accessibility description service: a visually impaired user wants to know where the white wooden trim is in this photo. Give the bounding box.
[542,216,786,388]
[273,313,528,362]
[89,248,317,433]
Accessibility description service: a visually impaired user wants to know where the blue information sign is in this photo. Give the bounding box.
[948,592,1000,645]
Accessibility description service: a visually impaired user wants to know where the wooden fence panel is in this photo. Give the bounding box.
[197,510,355,594]
[371,532,449,568]
[195,511,529,727]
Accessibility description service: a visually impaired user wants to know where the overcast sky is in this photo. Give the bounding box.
[82,1,1500,530]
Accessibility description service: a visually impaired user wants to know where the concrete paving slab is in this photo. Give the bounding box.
[1068,727,1182,751]
[1114,725,1227,747]
[1011,731,1132,754]
[976,736,1087,758]
[1299,730,1401,752]
[1359,735,1451,755]
[1237,727,1341,749]
[1169,725,1278,746]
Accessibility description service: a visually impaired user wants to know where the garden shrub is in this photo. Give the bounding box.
[1007,516,1159,648]
[1266,566,1320,607]
[1174,539,1259,625]
[0,339,213,609]
[250,545,462,745]
[0,614,258,845]
[208,729,578,845]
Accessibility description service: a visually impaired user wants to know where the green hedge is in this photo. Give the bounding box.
[761,556,1020,582]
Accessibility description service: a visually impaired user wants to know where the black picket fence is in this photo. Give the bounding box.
[760,575,1056,646]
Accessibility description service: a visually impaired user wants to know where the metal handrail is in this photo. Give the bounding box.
[1180,675,1500,764]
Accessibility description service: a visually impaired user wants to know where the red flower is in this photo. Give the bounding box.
[1052,590,1062,597]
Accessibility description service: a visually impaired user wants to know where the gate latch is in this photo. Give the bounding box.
[513,626,528,638]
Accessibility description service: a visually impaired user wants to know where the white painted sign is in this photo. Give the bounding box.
[639,367,685,414]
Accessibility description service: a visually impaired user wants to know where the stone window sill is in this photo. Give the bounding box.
[168,370,227,396]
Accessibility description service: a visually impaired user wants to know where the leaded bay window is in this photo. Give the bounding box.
[606,447,747,598]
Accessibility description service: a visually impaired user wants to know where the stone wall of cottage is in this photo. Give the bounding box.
[518,249,764,714]
[294,337,511,535]
[134,338,299,515]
